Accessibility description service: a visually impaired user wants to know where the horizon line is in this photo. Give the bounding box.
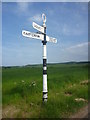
[1,60,89,67]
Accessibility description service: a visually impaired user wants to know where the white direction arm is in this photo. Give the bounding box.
[32,22,44,33]
[22,30,44,41]
[46,36,57,43]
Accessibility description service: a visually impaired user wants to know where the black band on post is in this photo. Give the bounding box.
[42,26,47,45]
[43,59,47,67]
[42,41,47,45]
[43,92,48,94]
[43,70,47,74]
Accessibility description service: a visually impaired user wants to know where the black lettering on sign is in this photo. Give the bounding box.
[49,37,56,42]
[23,31,41,39]
[33,34,40,38]
[35,25,41,30]
[24,32,31,36]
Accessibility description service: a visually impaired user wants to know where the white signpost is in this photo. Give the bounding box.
[22,13,57,102]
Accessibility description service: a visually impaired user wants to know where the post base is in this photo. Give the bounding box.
[43,98,47,102]
[43,92,48,102]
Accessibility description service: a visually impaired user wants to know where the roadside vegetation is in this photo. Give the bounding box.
[2,62,88,118]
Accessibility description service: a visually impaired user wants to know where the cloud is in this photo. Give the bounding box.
[15,2,33,17]
[62,24,70,36]
[67,42,90,50]
[60,42,89,62]
[67,42,89,50]
[64,42,88,59]
[17,2,29,13]
[2,42,42,66]
[62,23,86,36]
[28,14,42,23]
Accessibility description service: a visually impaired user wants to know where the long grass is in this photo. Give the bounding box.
[2,63,88,118]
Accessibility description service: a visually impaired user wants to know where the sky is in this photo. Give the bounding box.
[2,2,88,66]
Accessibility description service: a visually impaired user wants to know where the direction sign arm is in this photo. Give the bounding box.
[32,22,44,33]
[46,36,57,43]
[22,30,44,41]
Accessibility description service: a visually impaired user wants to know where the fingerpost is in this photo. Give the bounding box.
[22,13,57,102]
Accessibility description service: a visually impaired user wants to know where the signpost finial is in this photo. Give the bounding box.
[42,13,46,27]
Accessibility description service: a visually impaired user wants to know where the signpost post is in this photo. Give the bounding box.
[42,14,47,102]
[22,13,57,102]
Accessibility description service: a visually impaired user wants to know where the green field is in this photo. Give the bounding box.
[2,63,88,118]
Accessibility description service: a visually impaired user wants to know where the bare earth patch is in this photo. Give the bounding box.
[80,80,88,85]
[70,104,89,118]
[64,91,72,96]
[2,105,20,118]
[75,98,88,103]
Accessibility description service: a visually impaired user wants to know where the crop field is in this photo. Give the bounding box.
[2,63,88,118]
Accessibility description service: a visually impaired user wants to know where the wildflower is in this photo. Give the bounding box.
[32,81,36,86]
[22,80,24,83]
